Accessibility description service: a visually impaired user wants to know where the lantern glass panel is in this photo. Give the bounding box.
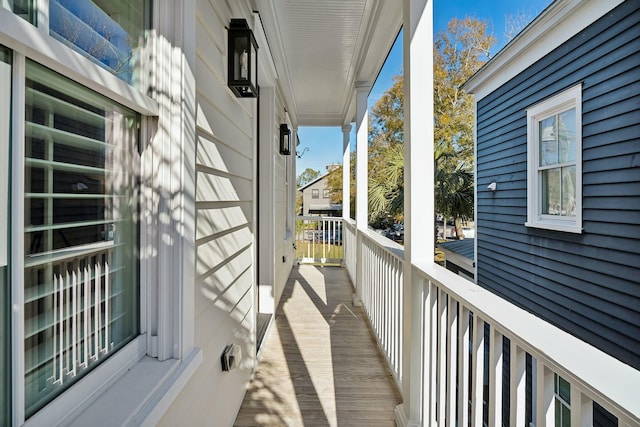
[250,42,257,87]
[233,35,250,81]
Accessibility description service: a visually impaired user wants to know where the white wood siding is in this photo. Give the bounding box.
[159,0,257,425]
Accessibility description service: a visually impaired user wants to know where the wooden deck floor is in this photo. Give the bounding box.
[235,265,402,426]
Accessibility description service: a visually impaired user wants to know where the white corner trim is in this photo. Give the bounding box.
[464,0,624,100]
[0,60,9,267]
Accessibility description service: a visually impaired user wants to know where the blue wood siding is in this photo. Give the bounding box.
[476,0,640,370]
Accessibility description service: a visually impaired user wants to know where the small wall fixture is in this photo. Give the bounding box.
[280,124,291,155]
[227,19,259,98]
[487,182,497,191]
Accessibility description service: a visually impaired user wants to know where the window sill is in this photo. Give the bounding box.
[68,348,203,427]
[525,221,583,234]
[25,337,202,427]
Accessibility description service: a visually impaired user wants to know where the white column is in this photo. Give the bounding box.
[355,84,370,229]
[354,84,370,307]
[342,124,352,221]
[397,0,433,425]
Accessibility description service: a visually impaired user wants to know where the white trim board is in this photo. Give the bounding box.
[0,60,9,267]
[463,0,624,101]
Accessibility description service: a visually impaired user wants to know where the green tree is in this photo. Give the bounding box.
[368,75,405,225]
[325,153,356,219]
[435,150,474,239]
[296,168,320,188]
[434,17,494,238]
[434,17,495,167]
[326,18,493,238]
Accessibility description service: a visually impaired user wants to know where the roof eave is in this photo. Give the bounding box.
[462,0,624,101]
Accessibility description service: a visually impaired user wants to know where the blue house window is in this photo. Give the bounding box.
[526,84,582,233]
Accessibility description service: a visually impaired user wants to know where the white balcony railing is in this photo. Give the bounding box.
[349,228,639,427]
[343,219,357,283]
[359,229,404,388]
[295,216,343,265]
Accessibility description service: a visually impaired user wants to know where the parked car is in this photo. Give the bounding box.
[319,229,342,245]
[385,223,404,242]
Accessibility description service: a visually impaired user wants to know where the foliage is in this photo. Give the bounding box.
[434,17,495,167]
[433,17,494,238]
[368,75,405,224]
[435,150,474,238]
[325,153,356,218]
[326,18,494,238]
[296,168,320,188]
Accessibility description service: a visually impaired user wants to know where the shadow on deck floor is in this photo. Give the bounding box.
[234,265,402,426]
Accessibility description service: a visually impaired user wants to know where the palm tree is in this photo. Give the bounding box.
[435,150,474,240]
[368,142,404,226]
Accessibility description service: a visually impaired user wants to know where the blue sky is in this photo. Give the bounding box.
[296,0,552,178]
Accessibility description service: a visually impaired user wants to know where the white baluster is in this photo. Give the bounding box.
[65,270,71,377]
[510,342,526,426]
[488,326,503,427]
[446,295,457,427]
[104,259,109,353]
[437,288,447,425]
[70,270,78,376]
[82,265,89,368]
[471,315,484,427]
[58,272,64,384]
[571,385,593,427]
[536,362,555,427]
[428,282,438,426]
[93,262,100,360]
[458,306,470,427]
[52,274,59,384]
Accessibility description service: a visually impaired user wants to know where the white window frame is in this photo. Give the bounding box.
[2,3,200,425]
[525,84,583,233]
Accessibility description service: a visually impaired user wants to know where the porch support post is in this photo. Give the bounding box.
[354,83,370,306]
[396,0,434,425]
[342,124,352,221]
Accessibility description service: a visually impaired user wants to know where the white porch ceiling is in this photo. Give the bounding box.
[253,0,403,127]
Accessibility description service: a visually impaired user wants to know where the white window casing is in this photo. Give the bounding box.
[526,84,583,233]
[3,1,200,425]
[0,57,9,268]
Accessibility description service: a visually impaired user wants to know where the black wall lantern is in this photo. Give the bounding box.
[228,19,259,98]
[279,124,291,155]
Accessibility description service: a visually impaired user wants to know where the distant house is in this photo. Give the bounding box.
[298,173,342,216]
[465,0,639,423]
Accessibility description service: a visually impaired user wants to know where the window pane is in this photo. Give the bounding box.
[23,61,140,418]
[6,0,36,24]
[539,116,557,166]
[49,0,150,86]
[562,404,571,427]
[541,168,561,215]
[558,375,571,404]
[558,109,576,163]
[0,46,11,427]
[561,166,576,217]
